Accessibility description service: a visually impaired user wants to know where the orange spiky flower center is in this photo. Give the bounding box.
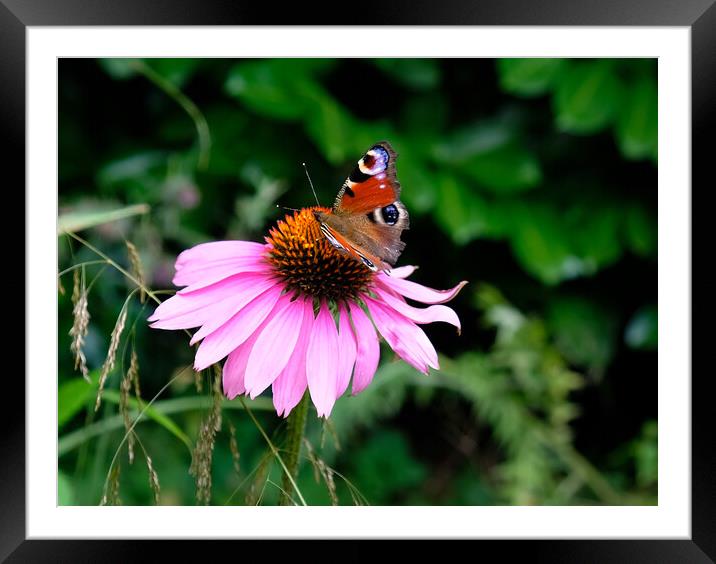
[265,207,374,301]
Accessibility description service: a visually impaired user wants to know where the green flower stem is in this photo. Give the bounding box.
[131,60,212,170]
[280,392,310,505]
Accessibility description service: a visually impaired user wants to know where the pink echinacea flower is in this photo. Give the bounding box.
[148,207,466,418]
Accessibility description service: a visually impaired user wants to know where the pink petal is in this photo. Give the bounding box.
[223,347,248,399]
[149,276,243,324]
[188,277,282,345]
[150,298,232,330]
[272,298,314,417]
[335,305,357,397]
[384,265,417,279]
[222,318,270,400]
[193,285,283,370]
[365,297,439,374]
[306,301,340,418]
[148,273,278,330]
[173,255,271,289]
[175,241,267,270]
[347,302,379,395]
[373,286,461,333]
[177,265,273,296]
[244,295,305,399]
[376,274,467,305]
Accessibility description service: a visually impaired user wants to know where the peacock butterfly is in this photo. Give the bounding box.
[313,141,409,272]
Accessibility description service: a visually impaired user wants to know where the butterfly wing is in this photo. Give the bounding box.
[318,209,408,271]
[333,141,401,214]
[319,222,389,272]
[315,141,409,272]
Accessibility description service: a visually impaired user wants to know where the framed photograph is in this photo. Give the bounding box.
[8,0,710,559]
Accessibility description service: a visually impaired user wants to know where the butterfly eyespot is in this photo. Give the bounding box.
[381,204,400,225]
[370,145,390,164]
[358,146,390,176]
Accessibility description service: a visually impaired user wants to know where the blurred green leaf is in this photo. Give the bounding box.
[99,58,141,79]
[144,58,201,88]
[624,203,657,257]
[554,60,621,134]
[433,120,514,162]
[508,204,580,284]
[433,119,540,193]
[392,147,437,213]
[58,372,98,427]
[503,199,625,284]
[101,390,193,451]
[547,296,618,373]
[304,97,359,164]
[58,203,150,235]
[226,62,309,120]
[461,144,541,193]
[570,205,622,270]
[374,58,440,90]
[497,58,566,96]
[58,471,76,505]
[452,470,495,504]
[225,59,327,121]
[625,306,658,350]
[98,152,168,189]
[633,420,658,487]
[349,430,427,502]
[435,175,501,244]
[616,75,657,161]
[400,93,448,136]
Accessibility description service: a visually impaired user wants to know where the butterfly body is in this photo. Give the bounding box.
[314,142,409,272]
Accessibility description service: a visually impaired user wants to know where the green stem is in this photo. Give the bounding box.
[131,60,212,170]
[239,396,307,506]
[280,392,310,505]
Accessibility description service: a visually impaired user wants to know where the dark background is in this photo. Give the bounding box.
[58,57,657,506]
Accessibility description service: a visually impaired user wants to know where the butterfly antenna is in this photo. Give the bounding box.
[302,162,321,206]
[276,204,300,212]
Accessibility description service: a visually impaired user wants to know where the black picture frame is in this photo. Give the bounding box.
[5,0,711,560]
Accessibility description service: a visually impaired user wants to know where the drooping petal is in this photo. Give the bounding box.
[223,347,248,399]
[193,285,283,370]
[384,265,417,279]
[335,305,357,397]
[306,301,340,418]
[365,297,439,374]
[376,274,467,305]
[373,286,461,333]
[347,301,380,395]
[272,297,314,417]
[244,294,304,399]
[174,255,271,290]
[177,261,272,294]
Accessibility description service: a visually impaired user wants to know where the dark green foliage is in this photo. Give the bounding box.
[58,57,656,506]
